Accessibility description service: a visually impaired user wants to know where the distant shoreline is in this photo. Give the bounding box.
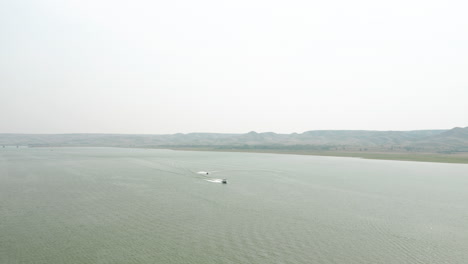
[164,147,468,164]
[3,128,467,160]
[13,145,468,164]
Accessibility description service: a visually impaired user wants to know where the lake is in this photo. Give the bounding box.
[1,147,467,263]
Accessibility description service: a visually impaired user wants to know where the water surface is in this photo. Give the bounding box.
[1,147,467,263]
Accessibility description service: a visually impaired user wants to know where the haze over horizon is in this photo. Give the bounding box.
[1,0,467,134]
[0,127,466,136]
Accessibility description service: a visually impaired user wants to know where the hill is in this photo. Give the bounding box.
[2,127,468,163]
[1,127,468,151]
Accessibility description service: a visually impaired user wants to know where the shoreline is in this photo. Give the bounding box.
[22,145,468,164]
[164,147,468,164]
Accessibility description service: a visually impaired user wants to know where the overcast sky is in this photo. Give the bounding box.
[1,0,467,134]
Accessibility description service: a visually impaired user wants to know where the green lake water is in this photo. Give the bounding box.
[1,147,467,264]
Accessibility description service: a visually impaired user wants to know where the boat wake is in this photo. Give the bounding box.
[205,178,224,183]
[194,171,227,184]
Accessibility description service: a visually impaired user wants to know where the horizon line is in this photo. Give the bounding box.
[1,127,465,136]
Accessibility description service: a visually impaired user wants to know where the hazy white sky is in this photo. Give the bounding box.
[1,0,467,134]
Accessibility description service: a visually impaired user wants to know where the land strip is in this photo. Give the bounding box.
[163,147,468,164]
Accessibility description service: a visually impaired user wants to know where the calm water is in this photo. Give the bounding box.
[1,147,467,264]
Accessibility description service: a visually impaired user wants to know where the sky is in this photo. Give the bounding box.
[1,0,467,134]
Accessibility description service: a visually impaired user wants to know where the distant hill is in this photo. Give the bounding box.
[409,127,468,152]
[1,127,467,153]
